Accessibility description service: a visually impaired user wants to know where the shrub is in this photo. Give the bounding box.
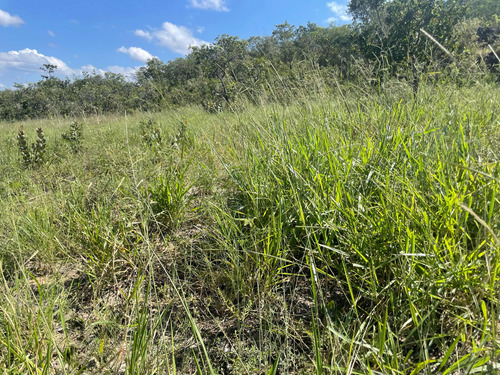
[61,121,83,153]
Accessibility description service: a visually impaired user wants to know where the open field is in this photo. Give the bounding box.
[0,82,499,374]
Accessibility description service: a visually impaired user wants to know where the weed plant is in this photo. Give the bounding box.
[16,127,46,168]
[32,128,46,165]
[0,80,498,374]
[145,160,194,233]
[16,127,31,167]
[62,121,83,153]
[140,118,162,147]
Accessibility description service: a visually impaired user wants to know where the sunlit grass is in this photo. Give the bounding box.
[0,81,498,374]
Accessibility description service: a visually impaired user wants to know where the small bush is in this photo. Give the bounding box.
[62,121,83,153]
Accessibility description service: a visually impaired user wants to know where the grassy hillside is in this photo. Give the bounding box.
[0,82,499,374]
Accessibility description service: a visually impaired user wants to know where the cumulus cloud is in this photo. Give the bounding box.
[326,1,351,23]
[107,66,140,80]
[189,0,229,11]
[135,22,208,55]
[134,29,153,41]
[80,64,139,80]
[0,9,24,27]
[0,48,141,87]
[117,46,155,62]
[0,48,73,75]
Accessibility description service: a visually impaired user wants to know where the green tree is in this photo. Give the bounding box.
[40,63,58,80]
[348,0,467,72]
[466,0,500,19]
[191,35,249,104]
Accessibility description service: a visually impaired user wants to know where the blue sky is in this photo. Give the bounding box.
[0,0,351,88]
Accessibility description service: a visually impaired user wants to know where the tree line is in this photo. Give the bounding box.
[1,0,499,120]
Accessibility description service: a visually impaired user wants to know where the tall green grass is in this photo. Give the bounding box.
[0,81,498,374]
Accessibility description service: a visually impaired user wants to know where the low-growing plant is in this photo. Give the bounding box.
[202,99,223,114]
[171,119,194,158]
[171,119,188,148]
[2,82,499,374]
[16,127,31,167]
[32,127,46,165]
[62,121,83,153]
[145,162,194,232]
[140,118,162,147]
[16,127,46,168]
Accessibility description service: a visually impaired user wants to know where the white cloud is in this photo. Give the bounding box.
[134,29,153,41]
[326,1,351,22]
[107,66,139,79]
[80,64,139,80]
[0,48,141,87]
[189,0,229,11]
[117,46,155,62]
[48,30,55,37]
[135,22,208,55]
[80,64,97,72]
[0,9,24,27]
[0,48,73,75]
